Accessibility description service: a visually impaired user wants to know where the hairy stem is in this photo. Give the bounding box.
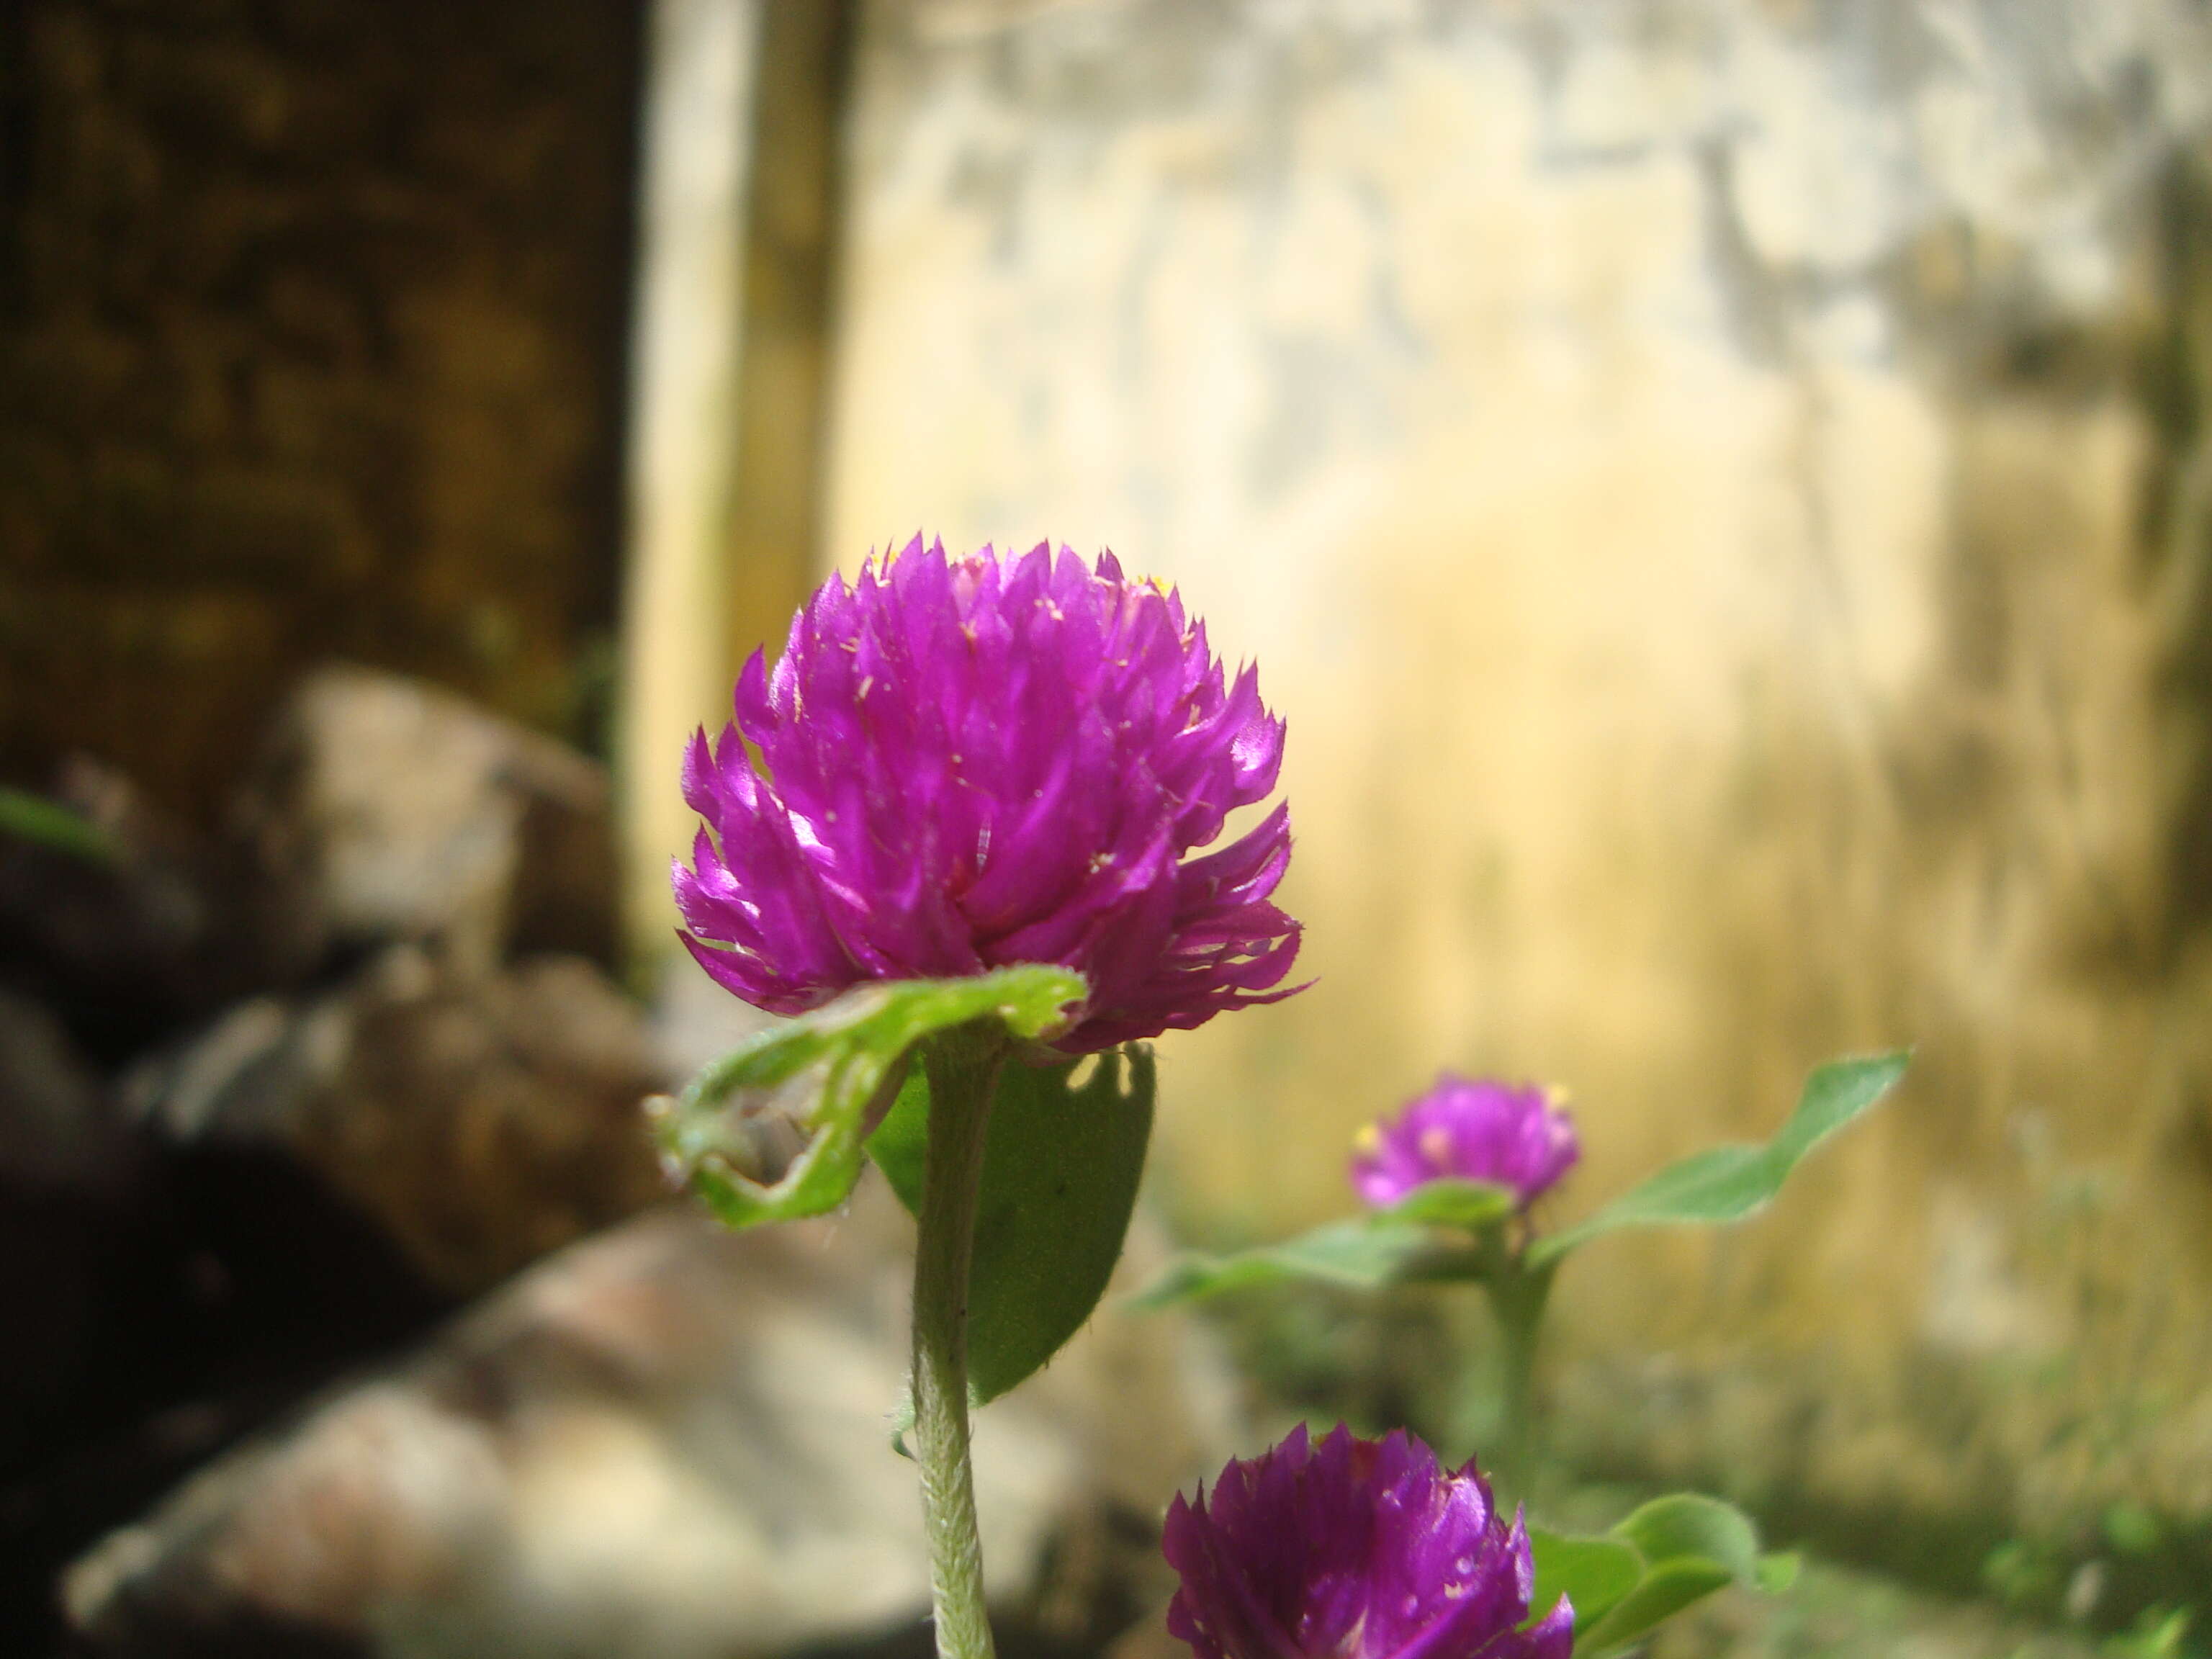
[911,1025,1008,1659]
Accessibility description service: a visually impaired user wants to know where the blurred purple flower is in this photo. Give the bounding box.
[1164,1423,1573,1659]
[674,537,1303,1052]
[1351,1077,1580,1211]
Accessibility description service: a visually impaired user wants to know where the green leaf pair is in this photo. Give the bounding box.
[1137,1053,1910,1304]
[1529,1493,1799,1656]
[652,965,1157,1411]
[1125,1176,1516,1309]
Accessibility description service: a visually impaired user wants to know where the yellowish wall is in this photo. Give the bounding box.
[619,0,842,969]
[822,0,2212,1543]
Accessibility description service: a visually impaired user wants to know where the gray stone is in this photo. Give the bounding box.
[0,987,138,1472]
[0,985,125,1191]
[235,667,618,981]
[63,1188,1237,1659]
[125,947,666,1296]
[0,755,258,1058]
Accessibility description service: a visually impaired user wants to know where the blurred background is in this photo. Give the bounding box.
[5,0,2212,1655]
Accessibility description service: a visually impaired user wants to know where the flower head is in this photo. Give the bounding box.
[1164,1424,1572,1659]
[1351,1077,1580,1211]
[675,537,1302,1052]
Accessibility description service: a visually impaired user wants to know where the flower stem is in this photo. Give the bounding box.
[1485,1253,1555,1493]
[911,1025,1008,1659]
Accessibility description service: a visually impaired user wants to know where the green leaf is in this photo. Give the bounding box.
[1568,1493,1787,1656]
[1377,1177,1518,1231]
[1529,1052,1908,1266]
[2103,1606,2192,1659]
[2103,1500,2162,1557]
[0,786,114,863]
[864,1066,932,1214]
[1575,1557,1735,1655]
[650,966,1086,1229]
[1127,1179,1511,1311]
[1611,1493,1761,1583]
[870,1047,1156,1405]
[1528,1529,1641,1635]
[1127,1218,1437,1310]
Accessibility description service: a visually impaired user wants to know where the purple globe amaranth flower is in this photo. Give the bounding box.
[1351,1076,1580,1211]
[674,537,1303,1053]
[1164,1424,1572,1659]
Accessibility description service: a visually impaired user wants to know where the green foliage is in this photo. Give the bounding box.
[2105,1502,2164,1558]
[871,1047,1156,1405]
[1524,1051,1910,1265]
[1380,1177,1518,1231]
[1613,1493,1762,1582]
[650,966,1087,1228]
[1128,1179,1509,1309]
[0,786,114,863]
[1532,1493,1797,1657]
[2103,1607,2193,1659]
[1135,1055,1908,1307]
[1982,1538,2063,1609]
[1528,1532,1643,1634]
[1127,1219,1441,1308]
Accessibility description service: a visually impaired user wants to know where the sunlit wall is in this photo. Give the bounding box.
[819,0,2212,1550]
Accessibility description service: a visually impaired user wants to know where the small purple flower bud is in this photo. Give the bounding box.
[1164,1424,1573,1659]
[1351,1076,1580,1211]
[674,537,1304,1053]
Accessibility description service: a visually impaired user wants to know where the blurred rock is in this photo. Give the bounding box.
[0,671,643,1653]
[0,984,128,1191]
[125,948,665,1297]
[64,1189,1237,1659]
[0,988,135,1473]
[0,1148,452,1659]
[235,667,619,981]
[0,757,261,1061]
[0,979,457,1653]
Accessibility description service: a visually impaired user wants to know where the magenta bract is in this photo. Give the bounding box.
[1164,1424,1573,1659]
[674,538,1303,1053]
[1351,1076,1581,1210]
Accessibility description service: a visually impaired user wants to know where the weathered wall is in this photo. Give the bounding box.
[0,0,642,819]
[824,0,2212,1568]
[617,0,850,967]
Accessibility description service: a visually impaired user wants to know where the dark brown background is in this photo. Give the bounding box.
[0,0,644,822]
